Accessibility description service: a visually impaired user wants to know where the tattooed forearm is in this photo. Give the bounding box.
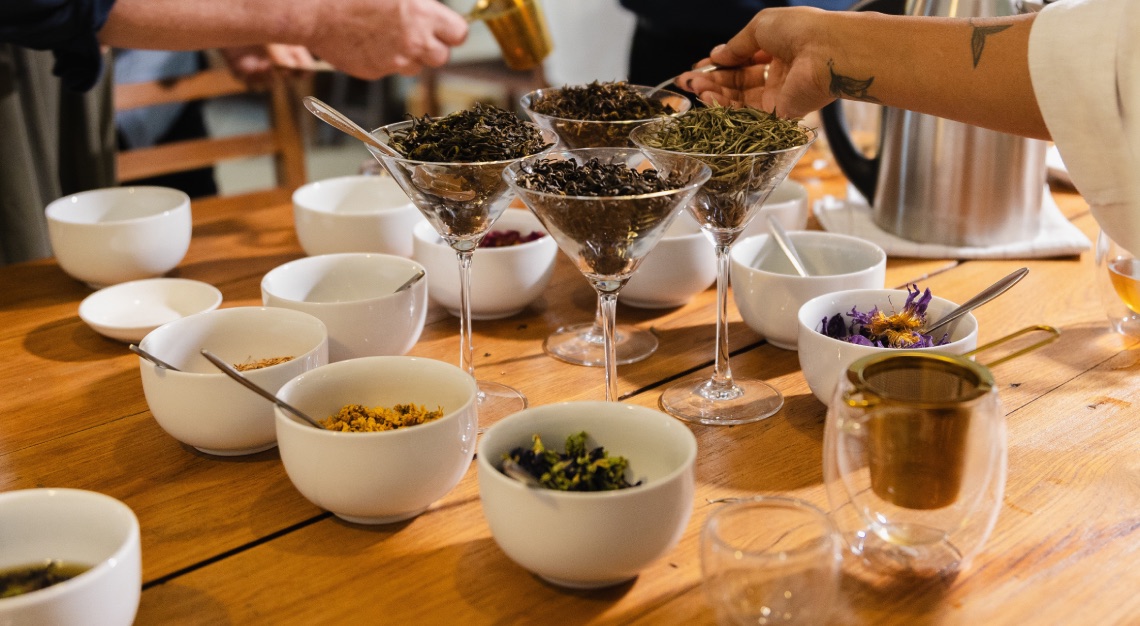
[969,20,1012,68]
[827,60,879,103]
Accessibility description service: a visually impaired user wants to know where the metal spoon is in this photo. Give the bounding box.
[765,215,810,277]
[129,344,180,371]
[924,267,1030,335]
[501,458,542,488]
[648,63,723,96]
[397,268,426,293]
[302,96,400,158]
[199,349,325,429]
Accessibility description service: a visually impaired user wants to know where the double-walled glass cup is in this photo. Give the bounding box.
[824,351,1007,579]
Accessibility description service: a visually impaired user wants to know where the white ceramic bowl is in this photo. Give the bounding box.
[138,306,329,455]
[622,211,716,309]
[45,186,192,288]
[292,174,423,257]
[78,278,223,343]
[477,401,697,589]
[731,232,887,350]
[740,178,810,239]
[261,253,428,361]
[412,209,557,319]
[0,489,140,626]
[797,288,979,406]
[275,356,478,524]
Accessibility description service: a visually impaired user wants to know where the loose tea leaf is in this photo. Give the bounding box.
[502,431,640,491]
[528,81,681,148]
[384,103,553,240]
[388,102,551,162]
[635,105,812,230]
[514,157,682,275]
[530,81,675,121]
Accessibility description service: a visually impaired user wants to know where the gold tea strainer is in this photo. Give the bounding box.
[842,324,1060,408]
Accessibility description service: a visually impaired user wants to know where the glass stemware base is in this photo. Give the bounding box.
[476,381,528,424]
[543,323,657,366]
[660,377,783,425]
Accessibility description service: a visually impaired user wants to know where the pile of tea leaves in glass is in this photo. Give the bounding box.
[526,81,682,148]
[633,104,812,230]
[512,155,684,276]
[383,102,552,237]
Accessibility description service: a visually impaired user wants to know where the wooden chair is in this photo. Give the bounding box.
[113,62,308,210]
[418,59,545,117]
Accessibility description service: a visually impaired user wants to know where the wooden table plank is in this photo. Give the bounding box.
[5,179,1136,625]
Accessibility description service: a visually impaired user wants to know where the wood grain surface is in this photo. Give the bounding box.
[2,170,1137,625]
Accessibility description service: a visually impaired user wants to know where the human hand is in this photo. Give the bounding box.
[220,44,317,86]
[303,0,468,79]
[678,8,835,119]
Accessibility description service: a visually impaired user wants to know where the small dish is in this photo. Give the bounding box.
[78,278,223,343]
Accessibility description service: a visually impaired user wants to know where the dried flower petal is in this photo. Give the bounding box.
[818,285,951,349]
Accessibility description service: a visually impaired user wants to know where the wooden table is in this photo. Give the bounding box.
[2,165,1138,625]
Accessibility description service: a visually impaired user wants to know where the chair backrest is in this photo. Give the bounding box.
[114,64,307,208]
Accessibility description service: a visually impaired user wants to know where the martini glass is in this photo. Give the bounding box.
[365,120,557,424]
[504,147,710,400]
[632,123,816,425]
[520,85,691,366]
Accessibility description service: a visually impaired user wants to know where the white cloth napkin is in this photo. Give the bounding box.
[813,185,1090,259]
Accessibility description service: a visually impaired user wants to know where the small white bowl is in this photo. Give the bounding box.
[275,356,478,524]
[45,186,192,288]
[622,211,716,309]
[740,178,810,239]
[797,288,979,406]
[292,174,423,258]
[412,209,557,319]
[261,253,428,361]
[78,278,223,343]
[731,232,887,350]
[0,489,140,626]
[138,306,329,455]
[477,401,697,589]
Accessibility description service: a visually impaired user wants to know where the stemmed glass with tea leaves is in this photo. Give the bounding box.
[504,147,711,401]
[365,103,557,423]
[631,108,815,424]
[520,82,692,367]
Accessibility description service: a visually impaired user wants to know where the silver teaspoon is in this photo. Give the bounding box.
[129,344,180,371]
[765,215,810,277]
[924,267,1029,335]
[302,96,401,158]
[200,349,325,429]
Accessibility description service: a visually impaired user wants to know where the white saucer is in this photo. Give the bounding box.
[79,278,223,343]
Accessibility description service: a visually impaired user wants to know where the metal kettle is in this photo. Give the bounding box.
[820,0,1048,247]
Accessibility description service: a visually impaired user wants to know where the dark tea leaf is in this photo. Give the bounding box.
[389,102,551,163]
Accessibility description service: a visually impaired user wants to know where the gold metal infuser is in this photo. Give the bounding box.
[838,324,1059,510]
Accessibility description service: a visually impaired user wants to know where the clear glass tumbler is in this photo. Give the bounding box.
[701,496,841,626]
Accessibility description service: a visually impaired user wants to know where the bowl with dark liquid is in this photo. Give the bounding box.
[0,489,140,625]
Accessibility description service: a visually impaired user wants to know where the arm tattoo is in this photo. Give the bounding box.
[970,20,1012,68]
[827,60,880,103]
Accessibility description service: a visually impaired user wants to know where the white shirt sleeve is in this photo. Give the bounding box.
[1029,0,1140,253]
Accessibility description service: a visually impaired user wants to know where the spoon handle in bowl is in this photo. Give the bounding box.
[925,267,1029,335]
[200,350,325,429]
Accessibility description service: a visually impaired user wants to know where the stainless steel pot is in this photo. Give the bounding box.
[821,0,1048,247]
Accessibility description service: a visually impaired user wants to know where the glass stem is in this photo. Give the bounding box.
[711,243,735,389]
[599,291,619,401]
[589,301,605,338]
[457,249,475,379]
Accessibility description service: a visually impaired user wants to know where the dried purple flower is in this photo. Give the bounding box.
[818,285,950,349]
